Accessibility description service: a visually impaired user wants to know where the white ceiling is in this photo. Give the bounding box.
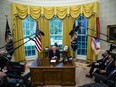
[7,0,97,6]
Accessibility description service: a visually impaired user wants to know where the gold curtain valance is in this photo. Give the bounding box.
[16,3,28,19]
[56,6,68,19]
[70,5,81,18]
[43,7,55,19]
[12,1,98,19]
[30,6,41,19]
[82,2,98,17]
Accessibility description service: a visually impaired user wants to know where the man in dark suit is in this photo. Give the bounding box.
[48,46,60,60]
[107,67,116,83]
[86,50,110,78]
[93,55,116,84]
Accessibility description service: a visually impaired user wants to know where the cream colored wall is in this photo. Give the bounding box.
[0,0,116,57]
[99,0,116,51]
[0,0,12,51]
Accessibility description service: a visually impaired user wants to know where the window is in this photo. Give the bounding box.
[22,16,37,58]
[50,17,63,49]
[76,15,88,58]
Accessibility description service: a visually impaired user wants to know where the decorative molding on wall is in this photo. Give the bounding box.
[8,0,97,6]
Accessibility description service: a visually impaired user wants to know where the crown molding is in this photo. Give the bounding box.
[7,0,97,6]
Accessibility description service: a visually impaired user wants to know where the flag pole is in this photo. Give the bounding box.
[5,15,8,19]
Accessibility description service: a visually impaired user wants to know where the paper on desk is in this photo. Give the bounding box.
[50,60,56,63]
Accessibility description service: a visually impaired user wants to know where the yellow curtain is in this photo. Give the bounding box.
[63,16,75,57]
[13,17,26,62]
[82,2,98,63]
[70,5,81,18]
[86,15,97,63]
[30,6,41,19]
[15,3,28,19]
[82,2,98,18]
[37,17,50,58]
[43,7,55,19]
[12,1,98,61]
[12,2,98,19]
[56,6,68,19]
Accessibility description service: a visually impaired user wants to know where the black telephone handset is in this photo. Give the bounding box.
[63,57,69,63]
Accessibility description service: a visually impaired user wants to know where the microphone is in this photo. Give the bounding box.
[29,37,35,42]
[69,25,79,36]
[40,30,45,36]
[74,25,79,32]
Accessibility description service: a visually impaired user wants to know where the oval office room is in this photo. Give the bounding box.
[0,0,116,87]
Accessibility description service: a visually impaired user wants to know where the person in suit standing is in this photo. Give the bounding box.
[86,50,110,78]
[48,46,60,60]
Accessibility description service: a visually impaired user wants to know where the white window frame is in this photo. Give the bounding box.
[49,17,63,49]
[76,16,88,60]
[22,16,37,60]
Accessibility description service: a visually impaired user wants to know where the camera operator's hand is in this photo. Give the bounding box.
[95,63,99,65]
[0,72,6,78]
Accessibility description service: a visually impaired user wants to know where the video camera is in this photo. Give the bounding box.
[6,62,25,78]
[0,51,25,78]
[0,55,26,87]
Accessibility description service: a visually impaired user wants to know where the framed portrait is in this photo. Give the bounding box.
[107,25,116,42]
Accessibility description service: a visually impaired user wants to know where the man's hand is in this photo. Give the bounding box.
[95,63,99,65]
[52,56,57,59]
[100,70,106,73]
[0,72,6,78]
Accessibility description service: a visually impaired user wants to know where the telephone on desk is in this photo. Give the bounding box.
[63,45,68,51]
[62,56,73,63]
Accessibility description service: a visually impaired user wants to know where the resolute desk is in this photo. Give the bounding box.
[29,58,76,86]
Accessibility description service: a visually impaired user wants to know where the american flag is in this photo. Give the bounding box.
[91,37,100,55]
[35,22,42,52]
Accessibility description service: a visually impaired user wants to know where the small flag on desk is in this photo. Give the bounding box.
[91,37,100,55]
[35,22,42,52]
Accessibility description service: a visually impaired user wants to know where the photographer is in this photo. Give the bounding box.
[0,51,31,87]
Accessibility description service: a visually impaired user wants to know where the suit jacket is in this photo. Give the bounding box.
[107,67,116,81]
[105,60,115,75]
[48,50,60,59]
[96,55,109,69]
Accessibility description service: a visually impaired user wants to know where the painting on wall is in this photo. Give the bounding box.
[107,25,116,42]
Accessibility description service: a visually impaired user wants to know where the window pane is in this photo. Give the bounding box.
[50,17,63,49]
[76,15,88,56]
[22,16,37,58]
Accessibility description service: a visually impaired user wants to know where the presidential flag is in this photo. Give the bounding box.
[91,37,100,55]
[35,22,42,52]
[5,18,14,56]
[69,21,78,52]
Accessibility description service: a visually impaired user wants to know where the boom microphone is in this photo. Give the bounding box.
[69,25,79,36]
[29,37,35,42]
[74,25,79,32]
[40,30,45,36]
